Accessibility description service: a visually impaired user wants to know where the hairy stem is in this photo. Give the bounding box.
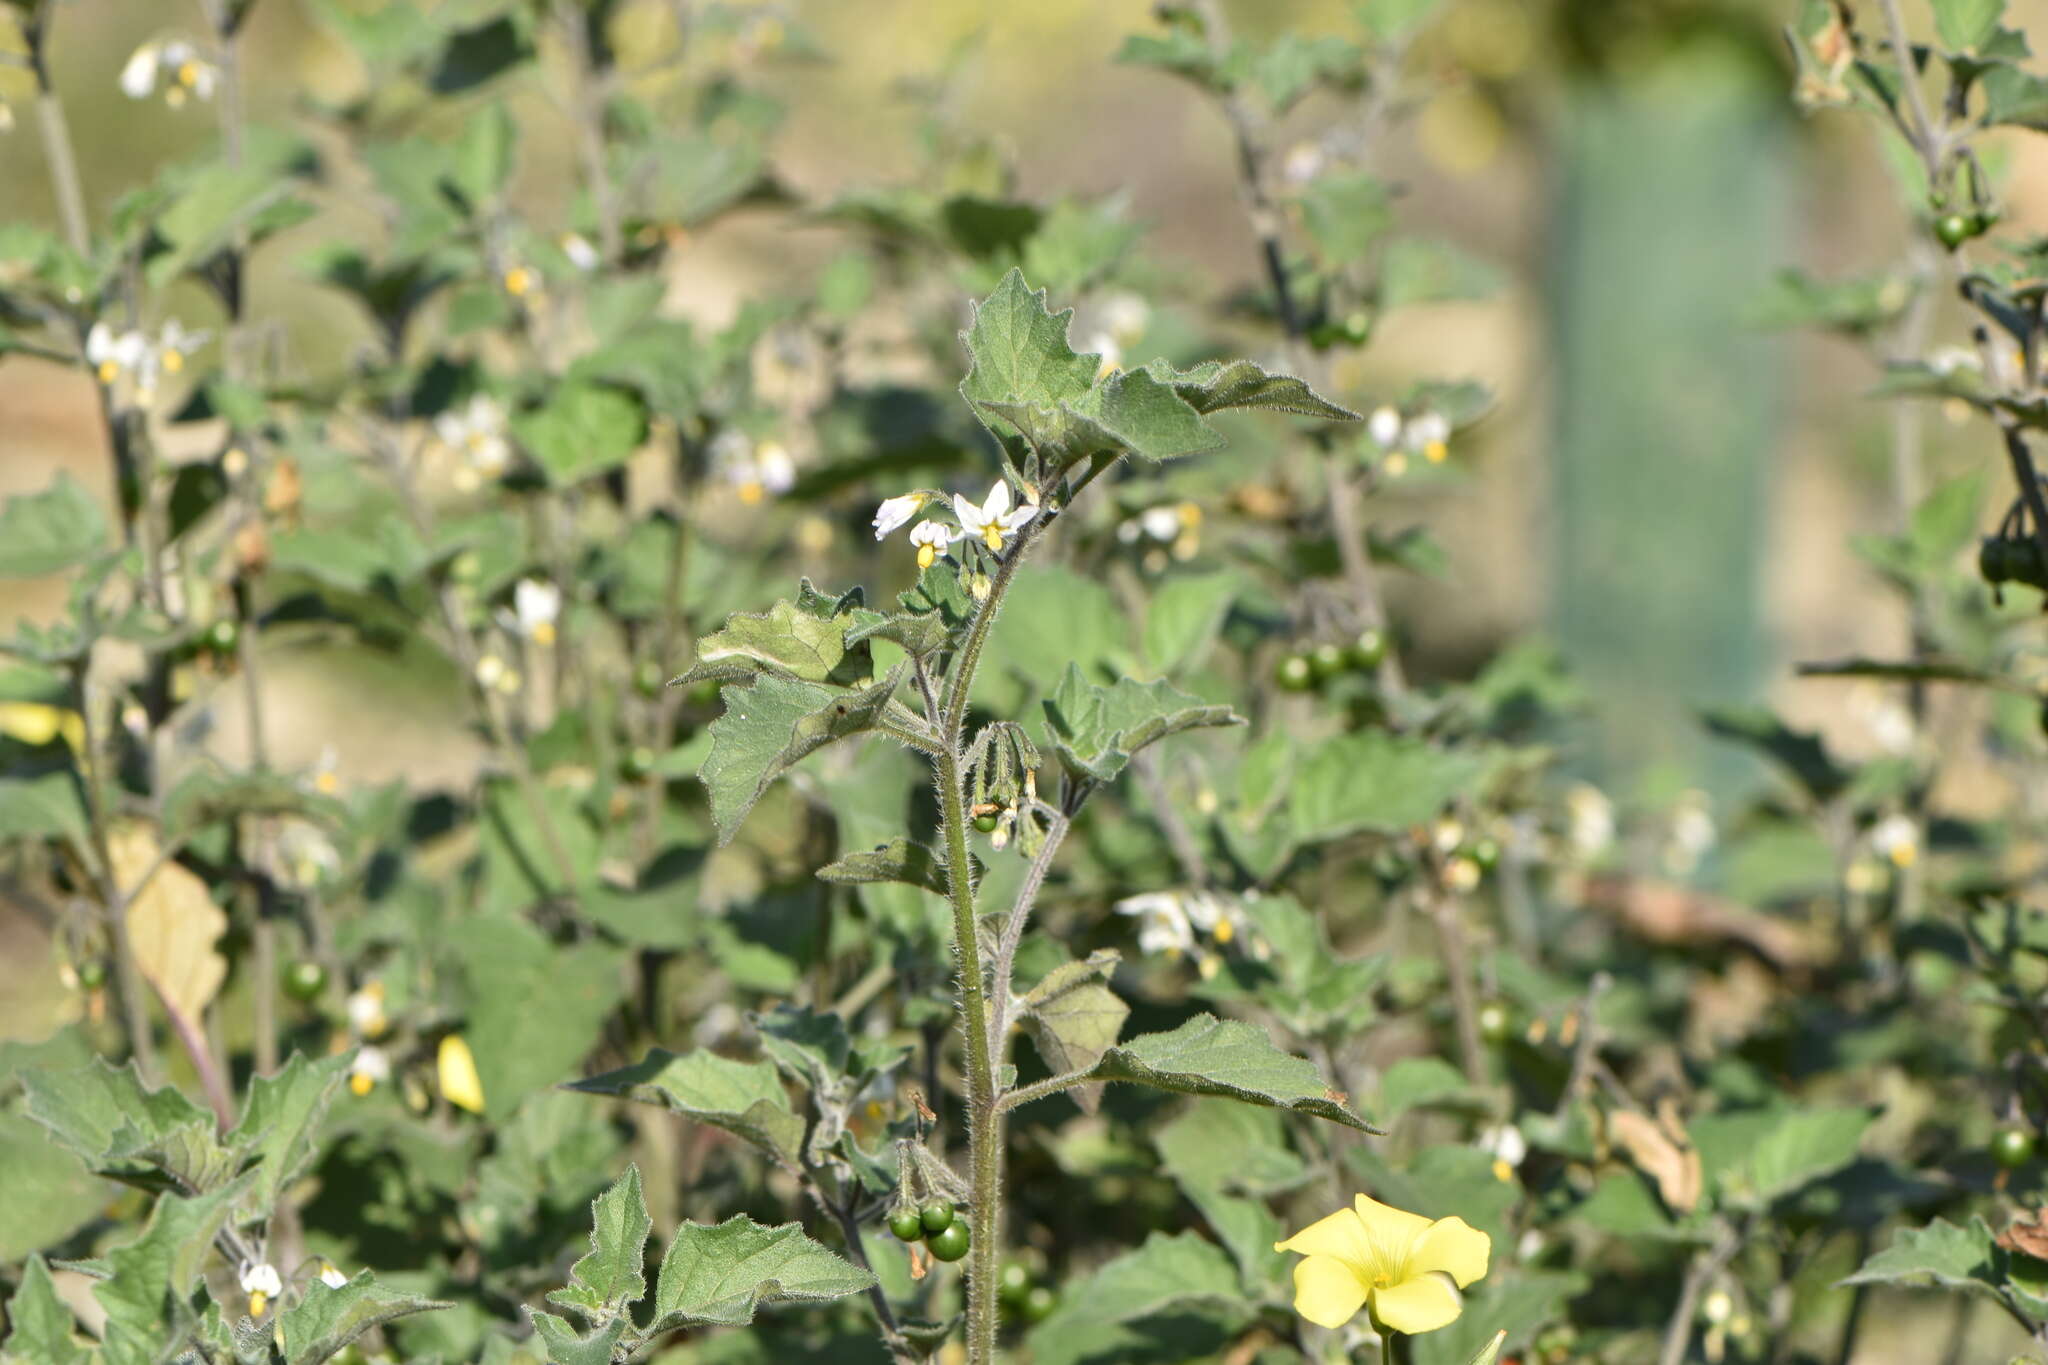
[25,2,89,255]
[73,667,160,1083]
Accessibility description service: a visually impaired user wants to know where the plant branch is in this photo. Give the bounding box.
[24,2,89,254]
[995,1067,1095,1114]
[987,805,1072,1053]
[1873,0,1945,178]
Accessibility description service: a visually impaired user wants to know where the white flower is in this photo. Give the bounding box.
[1100,292,1150,345]
[1138,505,1181,543]
[319,1262,349,1290]
[952,480,1037,552]
[154,319,208,376]
[240,1263,283,1298]
[908,519,957,569]
[86,322,150,385]
[348,1045,391,1095]
[1870,813,1918,868]
[1368,404,1402,447]
[435,396,510,476]
[120,44,162,99]
[872,493,924,540]
[122,40,218,105]
[512,579,562,645]
[274,820,340,890]
[1478,1124,1528,1169]
[754,441,796,494]
[346,983,387,1038]
[1115,891,1198,959]
[718,434,797,504]
[560,232,600,271]
[1666,790,1716,873]
[1179,889,1250,947]
[1849,684,1915,755]
[1084,330,1122,380]
[1566,783,1614,858]
[1928,345,1981,376]
[1282,141,1326,185]
[1404,411,1451,462]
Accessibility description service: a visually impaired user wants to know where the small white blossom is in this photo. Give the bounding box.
[908,519,958,569]
[435,396,511,479]
[121,41,219,106]
[560,232,600,272]
[1100,292,1150,345]
[1281,141,1327,186]
[346,983,387,1038]
[1084,330,1122,380]
[239,1261,282,1315]
[952,481,1037,552]
[1138,505,1181,543]
[1368,404,1402,448]
[718,434,797,504]
[1478,1124,1528,1169]
[511,579,562,645]
[871,493,924,540]
[1928,345,1981,376]
[1404,410,1451,462]
[348,1045,391,1095]
[274,820,340,891]
[1115,890,1199,959]
[87,323,150,385]
[1870,813,1919,869]
[319,1262,349,1290]
[154,319,208,377]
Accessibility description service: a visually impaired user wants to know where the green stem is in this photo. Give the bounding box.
[24,1,90,255]
[1381,1330,1393,1365]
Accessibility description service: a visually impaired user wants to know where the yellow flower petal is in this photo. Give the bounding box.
[1352,1193,1435,1258]
[438,1034,486,1113]
[1291,1254,1369,1329]
[1409,1216,1490,1288]
[1276,1206,1371,1263]
[1371,1270,1463,1335]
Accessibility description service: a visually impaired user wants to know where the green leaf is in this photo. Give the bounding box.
[1701,707,1849,803]
[1075,1014,1377,1131]
[1288,731,1500,843]
[816,837,967,898]
[0,774,89,847]
[1141,571,1237,677]
[430,14,533,93]
[683,597,873,688]
[700,668,903,844]
[1379,1055,1476,1119]
[958,268,1100,443]
[1021,950,1128,1110]
[148,156,311,288]
[1026,1232,1246,1365]
[1154,1100,1311,1197]
[1140,356,1358,421]
[456,918,623,1121]
[1356,0,1441,39]
[646,1216,875,1332]
[1411,1273,1583,1365]
[1983,62,2048,128]
[0,1112,111,1262]
[1040,664,1241,782]
[3,1255,90,1365]
[1934,0,2004,51]
[1841,1217,2007,1297]
[524,1310,628,1365]
[1713,1107,1873,1206]
[225,1050,351,1210]
[1067,367,1223,461]
[1296,170,1392,263]
[513,383,648,484]
[93,1176,251,1363]
[548,1166,653,1320]
[568,1050,805,1166]
[163,766,351,844]
[0,476,107,577]
[274,1273,450,1365]
[23,1057,215,1176]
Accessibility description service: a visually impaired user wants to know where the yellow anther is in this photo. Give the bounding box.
[503,266,534,297]
[738,481,765,505]
[1425,440,1449,464]
[1212,918,1235,945]
[248,1290,268,1317]
[97,360,120,384]
[532,621,557,648]
[349,1071,373,1096]
[917,544,937,570]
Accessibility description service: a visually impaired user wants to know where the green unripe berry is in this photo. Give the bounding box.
[1349,627,1388,671]
[887,1208,925,1242]
[205,619,240,655]
[973,811,1000,834]
[1022,1285,1057,1322]
[919,1200,955,1235]
[281,959,328,1002]
[1467,836,1501,872]
[1340,310,1373,345]
[1935,213,1974,250]
[633,661,665,698]
[77,958,108,990]
[998,1261,1032,1306]
[1274,653,1315,692]
[926,1220,970,1262]
[622,746,657,781]
[1993,1127,2036,1169]
[1308,642,1349,683]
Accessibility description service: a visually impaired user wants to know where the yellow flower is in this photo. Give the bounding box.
[438,1034,486,1113]
[1275,1194,1490,1334]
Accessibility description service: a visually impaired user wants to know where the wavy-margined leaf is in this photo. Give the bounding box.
[93,1175,253,1365]
[23,1057,221,1190]
[679,596,873,688]
[273,1273,449,1365]
[513,382,648,484]
[568,1050,804,1166]
[1841,1216,2007,1297]
[1040,664,1241,782]
[547,1166,652,1319]
[226,1051,353,1210]
[1140,356,1358,421]
[1054,1014,1377,1132]
[523,1310,627,1365]
[700,667,903,844]
[1287,731,1503,843]
[645,1215,875,1332]
[2,1255,90,1365]
[958,267,1099,445]
[1026,1232,1246,1365]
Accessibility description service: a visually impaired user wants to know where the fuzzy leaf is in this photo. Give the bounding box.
[548,1166,653,1320]
[1140,357,1359,421]
[958,267,1100,443]
[568,1050,804,1165]
[1934,0,2005,51]
[513,382,648,484]
[1075,1014,1377,1131]
[1040,664,1241,782]
[225,1050,352,1209]
[647,1215,875,1332]
[700,668,903,844]
[683,598,874,688]
[1288,731,1502,843]
[1022,950,1128,1112]
[0,476,107,578]
[816,837,970,898]
[1067,367,1223,460]
[523,1310,628,1365]
[1026,1232,1246,1365]
[1842,1217,2006,1296]
[3,1256,90,1365]
[274,1273,450,1365]
[22,1057,219,1186]
[93,1177,251,1364]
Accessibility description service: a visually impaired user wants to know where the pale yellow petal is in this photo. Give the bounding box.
[1371,1271,1462,1335]
[438,1034,486,1113]
[1291,1254,1369,1329]
[1352,1193,1435,1262]
[1408,1216,1491,1288]
[1276,1206,1370,1263]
